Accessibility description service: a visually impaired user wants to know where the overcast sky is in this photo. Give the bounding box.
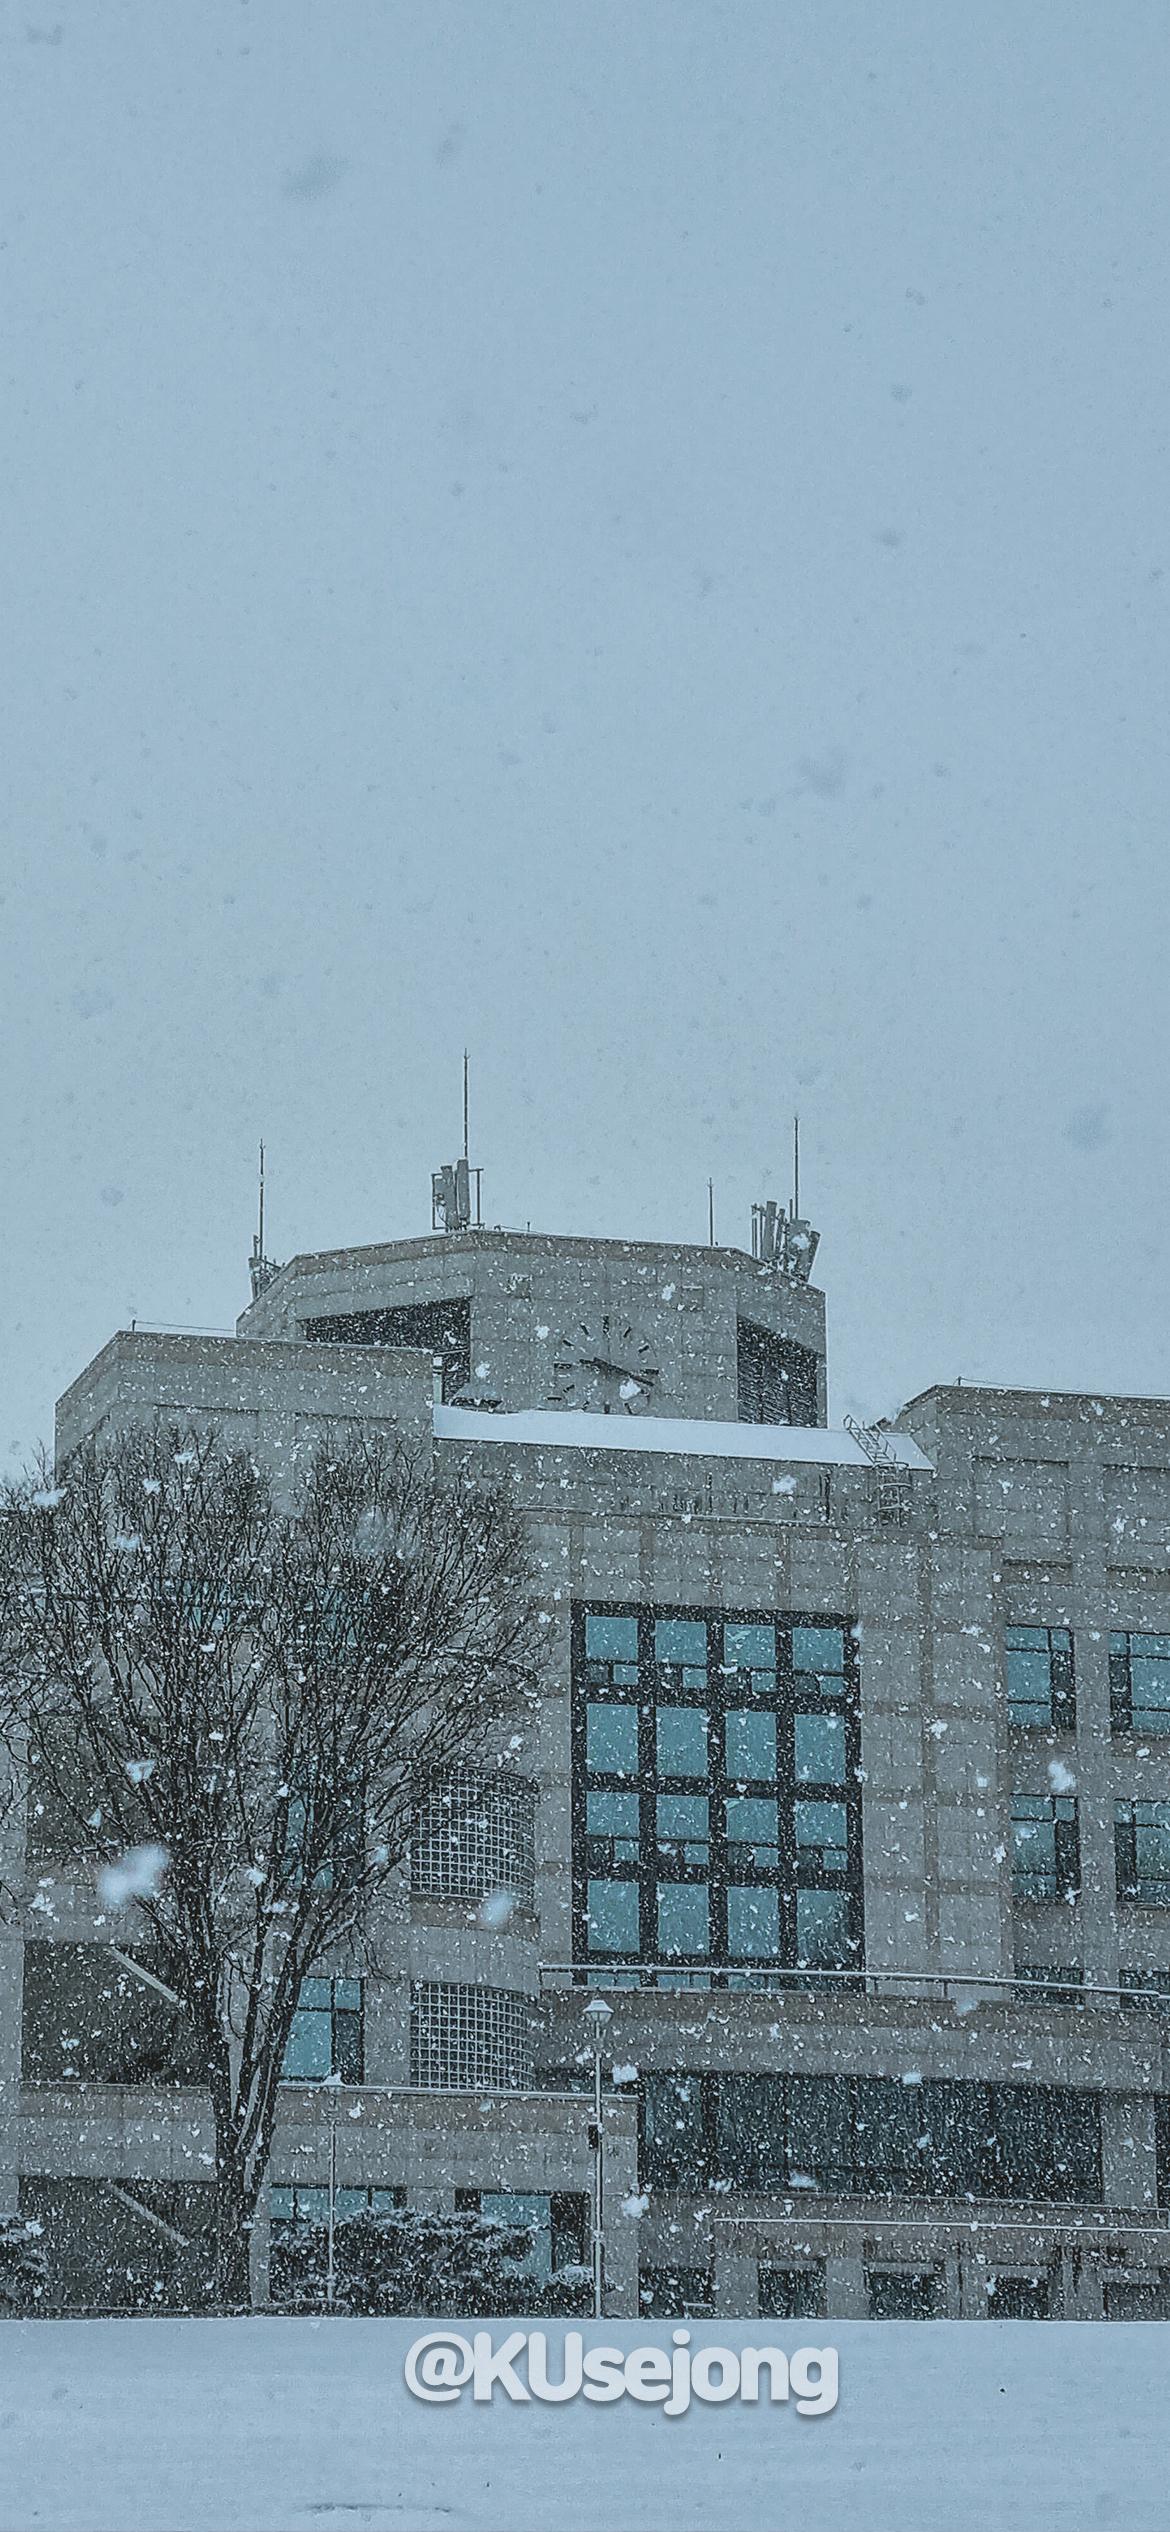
[2,1,1168,1461]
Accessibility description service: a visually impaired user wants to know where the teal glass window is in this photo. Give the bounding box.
[795,1888,851,1968]
[727,1886,781,1958]
[794,1711,846,1784]
[725,1796,779,1865]
[658,1883,710,1957]
[656,1707,708,1777]
[586,1613,638,1664]
[656,1794,710,1863]
[586,1703,639,1774]
[795,1801,849,1875]
[587,1879,639,1952]
[725,1710,777,1780]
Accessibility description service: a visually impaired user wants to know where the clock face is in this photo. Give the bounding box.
[549,1311,661,1413]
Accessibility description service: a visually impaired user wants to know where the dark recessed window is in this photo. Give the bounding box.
[1014,1963,1084,2004]
[985,2275,1051,2319]
[640,2072,1102,2202]
[1011,1796,1080,1904]
[736,1321,819,1426]
[1116,1802,1170,1907]
[758,2264,825,2318]
[1110,1633,1170,1735]
[304,1298,471,1401]
[1005,1625,1075,1731]
[867,2269,942,2319]
[573,1604,862,1977]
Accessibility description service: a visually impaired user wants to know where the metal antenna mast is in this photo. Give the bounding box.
[793,1114,800,1221]
[708,1178,715,1245]
[249,1140,280,1301]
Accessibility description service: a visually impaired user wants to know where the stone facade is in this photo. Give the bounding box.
[7,1226,1170,2319]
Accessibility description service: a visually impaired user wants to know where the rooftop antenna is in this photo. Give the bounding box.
[708,1178,715,1246]
[432,1053,479,1232]
[793,1114,800,1222]
[248,1140,281,1301]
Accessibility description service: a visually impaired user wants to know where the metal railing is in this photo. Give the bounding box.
[538,1961,1170,2011]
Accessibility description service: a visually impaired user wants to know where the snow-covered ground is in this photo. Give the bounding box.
[0,2315,1165,2531]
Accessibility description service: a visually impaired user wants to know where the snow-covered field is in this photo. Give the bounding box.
[0,2315,1165,2531]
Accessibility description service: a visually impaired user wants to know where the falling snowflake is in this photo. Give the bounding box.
[98,1845,169,1909]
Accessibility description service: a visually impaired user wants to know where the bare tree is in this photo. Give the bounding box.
[0,1425,545,2310]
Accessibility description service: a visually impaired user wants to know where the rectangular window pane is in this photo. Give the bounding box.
[585,1614,638,1662]
[787,2076,852,2187]
[1130,1651,1170,1729]
[1006,1644,1055,1727]
[643,2075,707,2186]
[717,2074,787,2185]
[658,1883,710,1957]
[792,1626,846,1676]
[656,1707,708,1777]
[727,1885,780,1958]
[795,1887,851,1968]
[587,1789,639,1835]
[587,1789,640,1864]
[725,1796,779,1864]
[723,1624,776,1674]
[587,1879,639,1953]
[655,1619,708,1666]
[725,1709,776,1780]
[794,1712,846,1784]
[794,1800,849,1874]
[282,2005,331,2081]
[587,1703,639,1774]
[656,1795,709,1863]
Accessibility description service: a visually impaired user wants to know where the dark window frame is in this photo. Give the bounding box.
[280,1975,364,2084]
[1011,1794,1080,1905]
[1110,1632,1170,1736]
[1116,1801,1170,1907]
[1005,1624,1075,1732]
[572,1602,863,1977]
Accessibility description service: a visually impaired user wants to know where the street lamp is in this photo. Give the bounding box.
[583,1997,612,2319]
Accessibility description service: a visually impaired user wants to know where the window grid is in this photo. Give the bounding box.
[411,1771,536,1910]
[410,1981,532,2091]
[1110,1633,1170,1736]
[1005,1624,1075,1732]
[573,1604,863,1977]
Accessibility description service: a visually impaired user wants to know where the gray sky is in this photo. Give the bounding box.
[3,1,1169,1462]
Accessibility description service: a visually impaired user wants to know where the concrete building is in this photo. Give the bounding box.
[9,1193,1170,2320]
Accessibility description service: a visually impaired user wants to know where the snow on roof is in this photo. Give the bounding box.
[434,1404,932,1470]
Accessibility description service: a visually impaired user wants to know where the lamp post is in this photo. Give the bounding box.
[321,2070,342,2310]
[583,1997,612,2319]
